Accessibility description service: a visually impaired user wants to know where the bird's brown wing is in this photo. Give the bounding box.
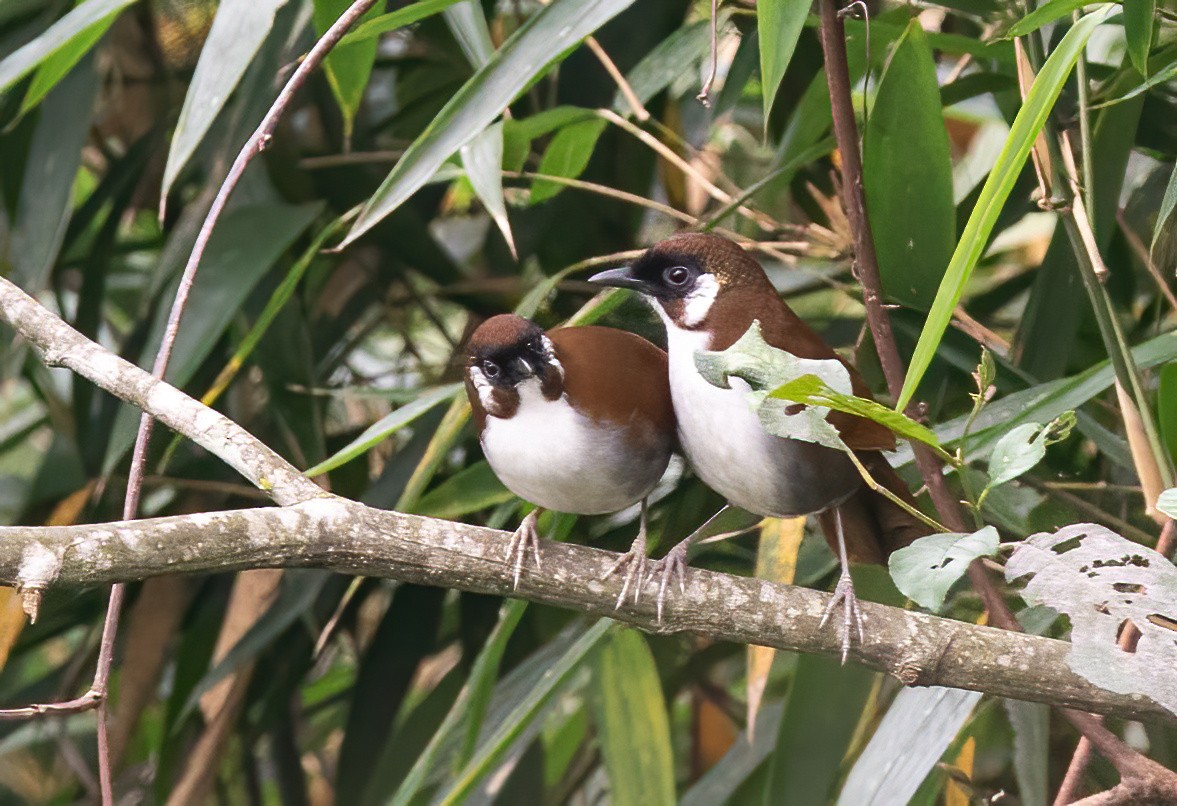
[546,326,676,438]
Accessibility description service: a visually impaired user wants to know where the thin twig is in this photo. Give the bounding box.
[585,36,649,121]
[596,108,781,232]
[696,0,719,107]
[1117,208,1177,315]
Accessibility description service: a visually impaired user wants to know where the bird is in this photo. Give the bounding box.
[588,232,927,657]
[464,313,676,597]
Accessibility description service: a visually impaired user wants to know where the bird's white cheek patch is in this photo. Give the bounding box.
[682,274,719,328]
[541,335,565,381]
[468,366,497,411]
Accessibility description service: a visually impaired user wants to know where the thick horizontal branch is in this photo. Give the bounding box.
[1,498,1171,727]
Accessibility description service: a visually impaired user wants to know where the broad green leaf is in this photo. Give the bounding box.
[758,0,808,126]
[160,0,289,198]
[611,19,711,113]
[530,117,607,204]
[0,0,136,93]
[19,0,112,114]
[314,0,381,142]
[414,460,513,520]
[304,383,463,477]
[386,599,528,806]
[338,0,460,45]
[1152,161,1177,258]
[1123,0,1155,76]
[888,527,1000,611]
[896,8,1111,412]
[436,619,612,806]
[461,122,516,256]
[10,51,96,289]
[340,0,638,248]
[864,20,954,310]
[591,628,675,806]
[1157,488,1177,519]
[1003,0,1099,38]
[838,687,982,805]
[984,412,1074,492]
[1006,523,1177,716]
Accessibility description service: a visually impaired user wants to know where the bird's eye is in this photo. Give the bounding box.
[663,265,691,286]
[481,360,500,378]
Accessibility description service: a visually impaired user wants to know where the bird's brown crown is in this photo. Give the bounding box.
[634,232,773,292]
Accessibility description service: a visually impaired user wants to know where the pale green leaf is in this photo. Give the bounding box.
[888,527,1000,611]
[461,122,516,256]
[530,117,607,204]
[0,0,136,93]
[758,0,808,126]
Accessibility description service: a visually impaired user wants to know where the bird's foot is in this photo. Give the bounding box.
[506,510,542,590]
[603,532,648,609]
[819,569,865,664]
[645,540,690,624]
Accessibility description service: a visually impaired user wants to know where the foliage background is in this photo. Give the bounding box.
[0,0,1175,801]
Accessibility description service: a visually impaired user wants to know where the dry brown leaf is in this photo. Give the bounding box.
[944,735,976,806]
[1115,382,1167,524]
[747,516,805,742]
[1013,38,1054,204]
[691,689,739,778]
[199,568,283,719]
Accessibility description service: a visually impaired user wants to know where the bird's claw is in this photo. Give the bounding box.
[506,510,542,590]
[819,570,865,664]
[645,542,689,624]
[603,548,646,609]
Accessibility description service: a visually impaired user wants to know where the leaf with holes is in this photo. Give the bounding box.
[1157,488,1177,520]
[985,412,1075,491]
[888,527,1000,611]
[693,321,851,451]
[1005,523,1177,716]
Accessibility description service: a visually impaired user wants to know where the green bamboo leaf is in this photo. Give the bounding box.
[896,8,1111,412]
[1152,161,1177,258]
[1123,0,1155,76]
[530,117,607,204]
[611,18,712,113]
[339,0,637,248]
[160,0,288,199]
[1157,363,1177,463]
[414,461,513,520]
[303,383,463,477]
[864,20,954,310]
[758,0,808,126]
[386,599,528,806]
[0,0,136,93]
[436,619,613,806]
[443,0,494,66]
[461,122,516,256]
[591,628,675,806]
[18,0,112,115]
[839,686,982,804]
[338,0,460,45]
[1003,0,1098,38]
[314,0,381,142]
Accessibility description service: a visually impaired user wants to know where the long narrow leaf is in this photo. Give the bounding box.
[339,0,637,248]
[896,9,1111,411]
[0,0,136,92]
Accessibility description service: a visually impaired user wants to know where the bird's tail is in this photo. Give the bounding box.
[817,451,930,564]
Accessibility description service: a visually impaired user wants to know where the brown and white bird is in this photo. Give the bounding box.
[589,233,926,654]
[464,314,675,594]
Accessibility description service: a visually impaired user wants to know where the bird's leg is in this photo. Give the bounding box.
[646,505,732,623]
[818,507,866,664]
[603,499,649,608]
[506,508,543,590]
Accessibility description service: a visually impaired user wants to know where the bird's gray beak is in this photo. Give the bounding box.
[587,266,646,292]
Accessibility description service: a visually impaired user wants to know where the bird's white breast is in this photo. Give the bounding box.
[664,324,857,517]
[481,379,667,515]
